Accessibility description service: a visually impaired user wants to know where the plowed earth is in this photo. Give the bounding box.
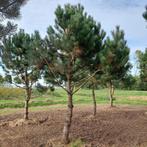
[0,105,147,147]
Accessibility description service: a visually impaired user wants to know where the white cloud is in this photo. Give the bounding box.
[13,0,147,60]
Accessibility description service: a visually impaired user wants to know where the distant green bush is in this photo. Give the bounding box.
[36,83,48,94]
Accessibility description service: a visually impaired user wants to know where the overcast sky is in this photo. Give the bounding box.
[1,0,146,75]
[15,0,147,52]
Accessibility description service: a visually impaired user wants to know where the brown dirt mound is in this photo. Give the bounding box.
[0,105,147,147]
[0,117,48,128]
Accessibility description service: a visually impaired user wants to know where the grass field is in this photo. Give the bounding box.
[0,87,147,110]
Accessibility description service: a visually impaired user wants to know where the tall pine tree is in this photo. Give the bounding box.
[41,4,105,143]
[140,6,147,90]
[100,26,131,107]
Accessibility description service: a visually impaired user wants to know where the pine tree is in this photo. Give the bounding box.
[0,29,41,120]
[136,49,147,90]
[86,36,105,116]
[0,0,28,39]
[41,4,105,143]
[141,6,147,90]
[143,5,147,20]
[100,26,131,107]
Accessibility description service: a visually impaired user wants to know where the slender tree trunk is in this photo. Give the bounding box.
[92,83,96,116]
[62,92,73,144]
[109,81,114,107]
[62,61,73,144]
[24,99,29,120]
[110,91,113,107]
[24,88,31,120]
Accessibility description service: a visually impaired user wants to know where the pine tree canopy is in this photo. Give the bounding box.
[100,26,131,82]
[0,29,40,87]
[0,0,28,39]
[45,4,106,85]
[143,5,147,20]
[136,49,147,83]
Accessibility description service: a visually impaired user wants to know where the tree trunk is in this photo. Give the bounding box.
[62,92,73,144]
[109,81,113,107]
[24,88,31,120]
[92,83,96,116]
[62,60,73,144]
[24,99,29,120]
[110,91,113,107]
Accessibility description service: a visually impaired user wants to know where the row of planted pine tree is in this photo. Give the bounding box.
[0,1,147,144]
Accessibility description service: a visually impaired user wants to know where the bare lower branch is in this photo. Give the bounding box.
[71,70,89,87]
[72,69,101,95]
[12,82,25,89]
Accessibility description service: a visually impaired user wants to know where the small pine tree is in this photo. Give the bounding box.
[0,29,41,120]
[100,26,131,107]
[136,49,147,90]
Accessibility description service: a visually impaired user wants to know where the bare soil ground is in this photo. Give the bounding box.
[0,105,147,147]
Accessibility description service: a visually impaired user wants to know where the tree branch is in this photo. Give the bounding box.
[71,69,89,87]
[0,0,20,12]
[11,82,25,89]
[72,69,101,95]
